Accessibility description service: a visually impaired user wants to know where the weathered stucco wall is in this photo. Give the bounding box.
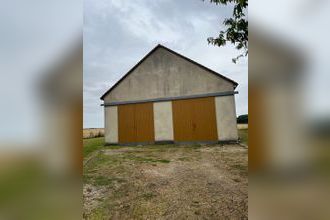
[104,47,234,103]
[104,106,118,143]
[153,101,174,141]
[215,95,238,141]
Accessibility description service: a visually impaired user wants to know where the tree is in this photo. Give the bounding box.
[205,0,248,63]
[237,114,248,124]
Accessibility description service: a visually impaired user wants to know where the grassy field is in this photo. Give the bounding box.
[83,128,104,139]
[83,137,106,157]
[83,132,248,219]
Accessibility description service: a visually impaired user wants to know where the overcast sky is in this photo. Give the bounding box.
[84,0,248,128]
[0,0,81,143]
[250,0,330,120]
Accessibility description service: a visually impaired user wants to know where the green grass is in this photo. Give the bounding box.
[83,130,248,159]
[238,129,248,145]
[83,137,105,157]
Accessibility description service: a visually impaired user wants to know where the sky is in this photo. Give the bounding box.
[84,0,248,128]
[0,0,82,143]
[250,0,330,120]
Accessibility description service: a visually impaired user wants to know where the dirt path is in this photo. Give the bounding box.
[83,144,248,219]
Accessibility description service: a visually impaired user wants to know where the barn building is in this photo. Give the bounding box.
[101,44,239,145]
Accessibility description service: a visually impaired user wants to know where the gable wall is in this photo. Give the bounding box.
[104,48,234,103]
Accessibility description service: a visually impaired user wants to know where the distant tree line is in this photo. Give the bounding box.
[237,114,248,124]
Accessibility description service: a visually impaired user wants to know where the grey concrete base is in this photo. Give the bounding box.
[105,142,173,146]
[174,141,219,145]
[155,140,175,145]
[105,140,239,146]
[104,142,119,146]
[218,140,240,145]
[117,142,155,146]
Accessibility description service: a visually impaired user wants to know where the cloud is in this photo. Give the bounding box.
[84,0,248,128]
[0,0,82,142]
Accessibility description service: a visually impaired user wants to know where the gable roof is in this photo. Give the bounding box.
[100,44,238,100]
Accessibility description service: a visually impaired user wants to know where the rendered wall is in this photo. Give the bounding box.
[215,95,238,141]
[104,106,118,143]
[153,101,174,141]
[104,47,234,103]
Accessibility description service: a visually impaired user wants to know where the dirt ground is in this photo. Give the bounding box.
[83,143,248,219]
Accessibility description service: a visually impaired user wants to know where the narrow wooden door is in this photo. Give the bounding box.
[135,103,154,143]
[118,104,136,143]
[118,102,154,144]
[172,97,218,142]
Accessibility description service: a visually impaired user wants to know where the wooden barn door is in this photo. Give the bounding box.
[172,97,218,142]
[118,102,154,144]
